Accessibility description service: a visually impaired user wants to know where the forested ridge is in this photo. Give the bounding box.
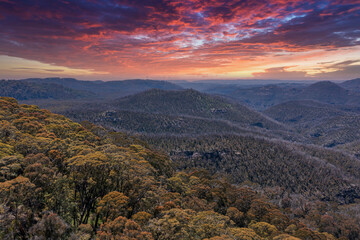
[264,101,360,147]
[0,78,184,101]
[112,89,283,129]
[0,80,94,100]
[144,135,360,203]
[206,81,360,111]
[38,89,298,143]
[1,97,359,239]
[59,89,284,130]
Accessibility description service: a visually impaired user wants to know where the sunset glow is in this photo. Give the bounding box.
[0,0,359,80]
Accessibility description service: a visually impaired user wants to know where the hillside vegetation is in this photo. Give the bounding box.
[23,78,183,98]
[0,80,93,100]
[64,109,254,135]
[113,89,281,129]
[264,101,360,147]
[207,81,360,110]
[341,78,360,92]
[1,97,360,239]
[264,101,349,126]
[144,134,360,203]
[57,89,285,133]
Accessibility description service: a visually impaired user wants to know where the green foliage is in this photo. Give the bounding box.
[226,207,245,227]
[145,134,359,203]
[23,77,182,98]
[265,100,360,147]
[97,191,129,221]
[208,81,360,111]
[0,80,93,100]
[29,212,70,240]
[273,234,301,240]
[229,228,262,240]
[97,216,153,240]
[0,97,355,239]
[249,221,278,238]
[53,89,285,138]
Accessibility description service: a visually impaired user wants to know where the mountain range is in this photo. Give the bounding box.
[23,77,182,98]
[54,89,289,138]
[206,80,360,110]
[2,77,360,238]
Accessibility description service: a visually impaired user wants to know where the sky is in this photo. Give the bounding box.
[0,0,359,81]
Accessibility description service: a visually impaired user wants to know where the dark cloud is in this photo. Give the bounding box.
[243,2,360,48]
[0,0,359,78]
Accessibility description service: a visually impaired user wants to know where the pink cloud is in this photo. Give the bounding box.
[0,0,359,79]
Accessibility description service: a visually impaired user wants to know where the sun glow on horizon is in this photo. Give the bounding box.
[0,0,359,80]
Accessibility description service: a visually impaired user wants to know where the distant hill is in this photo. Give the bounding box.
[2,78,182,100]
[264,100,360,147]
[206,81,360,110]
[297,81,354,105]
[211,84,302,110]
[2,97,357,239]
[0,80,93,100]
[64,109,260,135]
[41,89,291,137]
[264,100,350,126]
[23,78,183,98]
[305,114,360,147]
[341,78,360,92]
[110,89,284,130]
[144,134,360,203]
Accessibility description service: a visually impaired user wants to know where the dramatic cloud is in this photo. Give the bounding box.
[253,67,307,80]
[0,0,359,80]
[312,60,360,79]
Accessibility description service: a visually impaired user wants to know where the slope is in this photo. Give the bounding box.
[144,134,360,203]
[23,78,183,98]
[205,81,360,110]
[110,89,284,130]
[206,84,303,110]
[264,100,351,126]
[0,79,93,100]
[341,78,360,92]
[297,81,355,105]
[2,97,354,239]
[264,100,360,147]
[63,109,255,135]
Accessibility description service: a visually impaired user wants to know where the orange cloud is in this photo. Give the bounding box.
[0,0,359,80]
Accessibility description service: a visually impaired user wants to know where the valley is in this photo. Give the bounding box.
[2,77,360,239]
[2,1,360,238]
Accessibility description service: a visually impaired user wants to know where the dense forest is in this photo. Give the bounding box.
[264,101,360,147]
[143,135,360,203]
[1,97,360,239]
[0,80,94,100]
[53,89,293,142]
[2,0,360,236]
[205,81,360,111]
[9,78,182,99]
[2,77,360,239]
[64,89,284,130]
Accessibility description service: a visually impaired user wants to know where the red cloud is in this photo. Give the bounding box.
[0,0,359,79]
